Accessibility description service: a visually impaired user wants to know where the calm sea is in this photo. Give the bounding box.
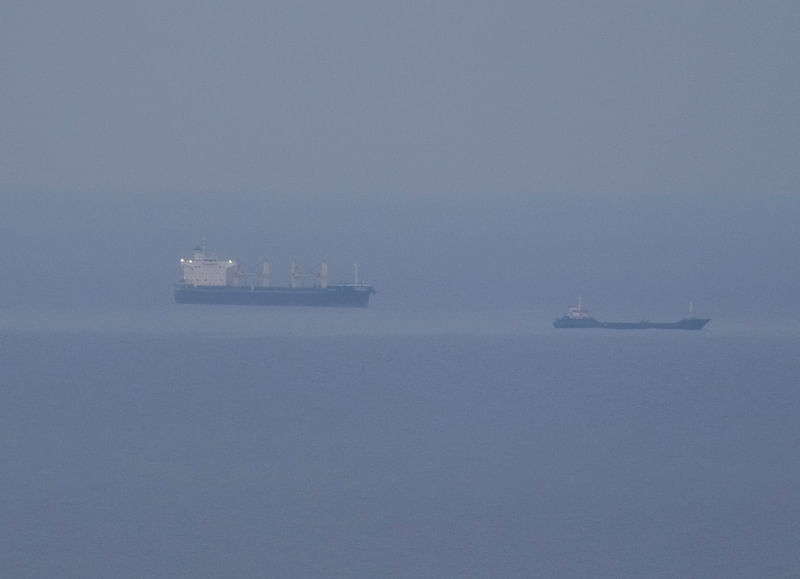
[1,306,798,578]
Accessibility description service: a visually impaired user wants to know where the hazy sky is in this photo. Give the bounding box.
[2,1,799,316]
[4,0,799,196]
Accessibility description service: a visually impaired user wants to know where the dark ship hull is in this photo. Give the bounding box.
[174,284,375,307]
[554,316,710,330]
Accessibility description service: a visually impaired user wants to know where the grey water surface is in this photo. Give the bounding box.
[2,308,798,578]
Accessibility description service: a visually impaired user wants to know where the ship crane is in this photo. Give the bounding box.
[175,241,375,307]
[290,261,329,288]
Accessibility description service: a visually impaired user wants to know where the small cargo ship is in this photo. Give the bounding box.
[553,298,710,330]
[174,243,375,307]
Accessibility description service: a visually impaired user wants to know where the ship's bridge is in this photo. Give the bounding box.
[180,247,243,287]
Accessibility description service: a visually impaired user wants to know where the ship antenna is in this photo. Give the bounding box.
[353,262,359,285]
[689,300,694,318]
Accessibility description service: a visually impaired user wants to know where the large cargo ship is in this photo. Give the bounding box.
[174,243,375,307]
[553,298,710,330]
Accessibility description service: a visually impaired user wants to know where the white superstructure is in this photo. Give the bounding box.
[178,243,337,289]
[566,297,592,319]
[179,245,244,287]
